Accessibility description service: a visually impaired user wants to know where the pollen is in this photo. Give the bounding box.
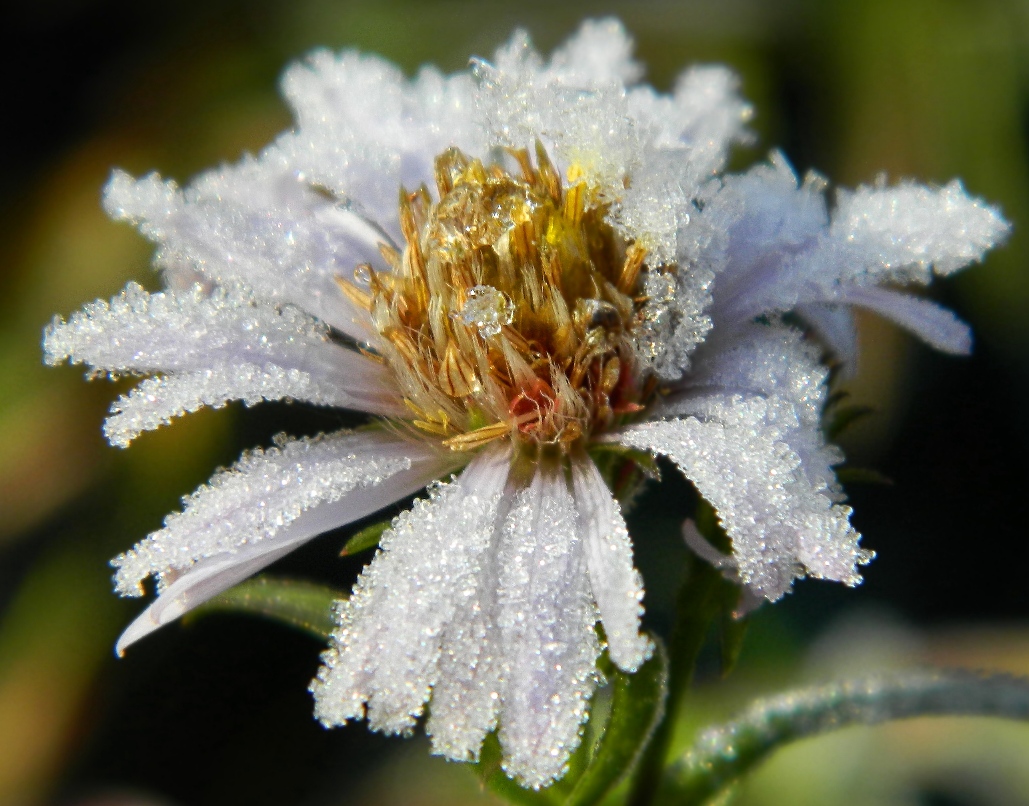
[345,144,657,451]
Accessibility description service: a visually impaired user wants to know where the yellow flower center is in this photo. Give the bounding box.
[342,144,656,452]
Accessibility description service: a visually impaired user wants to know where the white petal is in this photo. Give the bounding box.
[312,446,511,738]
[425,451,513,760]
[835,286,973,355]
[618,399,866,601]
[496,465,600,789]
[678,323,846,501]
[112,428,454,601]
[570,453,652,672]
[115,441,452,655]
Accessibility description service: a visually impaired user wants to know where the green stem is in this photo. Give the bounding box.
[665,669,1029,805]
[627,559,723,806]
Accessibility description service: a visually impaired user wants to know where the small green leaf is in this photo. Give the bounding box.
[824,403,875,439]
[341,518,392,556]
[189,575,342,641]
[562,641,669,806]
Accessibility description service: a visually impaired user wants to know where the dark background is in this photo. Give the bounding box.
[2,1,1028,804]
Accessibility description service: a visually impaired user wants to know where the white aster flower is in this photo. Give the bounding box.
[43,19,1008,788]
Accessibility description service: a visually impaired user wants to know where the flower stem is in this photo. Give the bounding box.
[665,669,1029,804]
[627,558,723,806]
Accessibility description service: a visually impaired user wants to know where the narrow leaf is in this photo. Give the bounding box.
[718,605,749,679]
[562,641,669,806]
[341,518,392,556]
[190,575,342,640]
[666,669,1029,805]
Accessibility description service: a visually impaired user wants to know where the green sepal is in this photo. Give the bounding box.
[341,518,393,556]
[562,641,669,806]
[188,575,342,641]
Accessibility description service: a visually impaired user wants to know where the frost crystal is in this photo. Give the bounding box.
[454,285,515,338]
[45,15,1008,790]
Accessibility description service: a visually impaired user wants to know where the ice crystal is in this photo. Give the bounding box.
[44,16,1007,788]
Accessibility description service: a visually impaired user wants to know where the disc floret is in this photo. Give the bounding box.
[345,144,654,452]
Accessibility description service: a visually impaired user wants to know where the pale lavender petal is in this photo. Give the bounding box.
[115,445,454,655]
[496,465,600,789]
[835,286,973,355]
[699,155,1008,337]
[548,18,643,85]
[312,446,511,737]
[702,154,828,330]
[570,453,652,672]
[795,303,859,374]
[103,169,385,340]
[103,362,401,448]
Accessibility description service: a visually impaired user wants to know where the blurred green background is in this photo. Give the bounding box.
[2,1,1029,804]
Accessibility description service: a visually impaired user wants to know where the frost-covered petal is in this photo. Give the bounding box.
[424,456,512,760]
[103,169,385,340]
[827,179,1009,279]
[44,282,401,444]
[477,21,748,270]
[312,446,511,737]
[43,282,377,378]
[664,323,845,501]
[496,465,601,788]
[280,50,483,227]
[103,363,396,448]
[699,154,1009,339]
[548,18,643,85]
[618,397,866,601]
[112,430,457,651]
[570,453,651,672]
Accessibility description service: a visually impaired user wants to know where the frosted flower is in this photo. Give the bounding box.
[43,19,1007,788]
